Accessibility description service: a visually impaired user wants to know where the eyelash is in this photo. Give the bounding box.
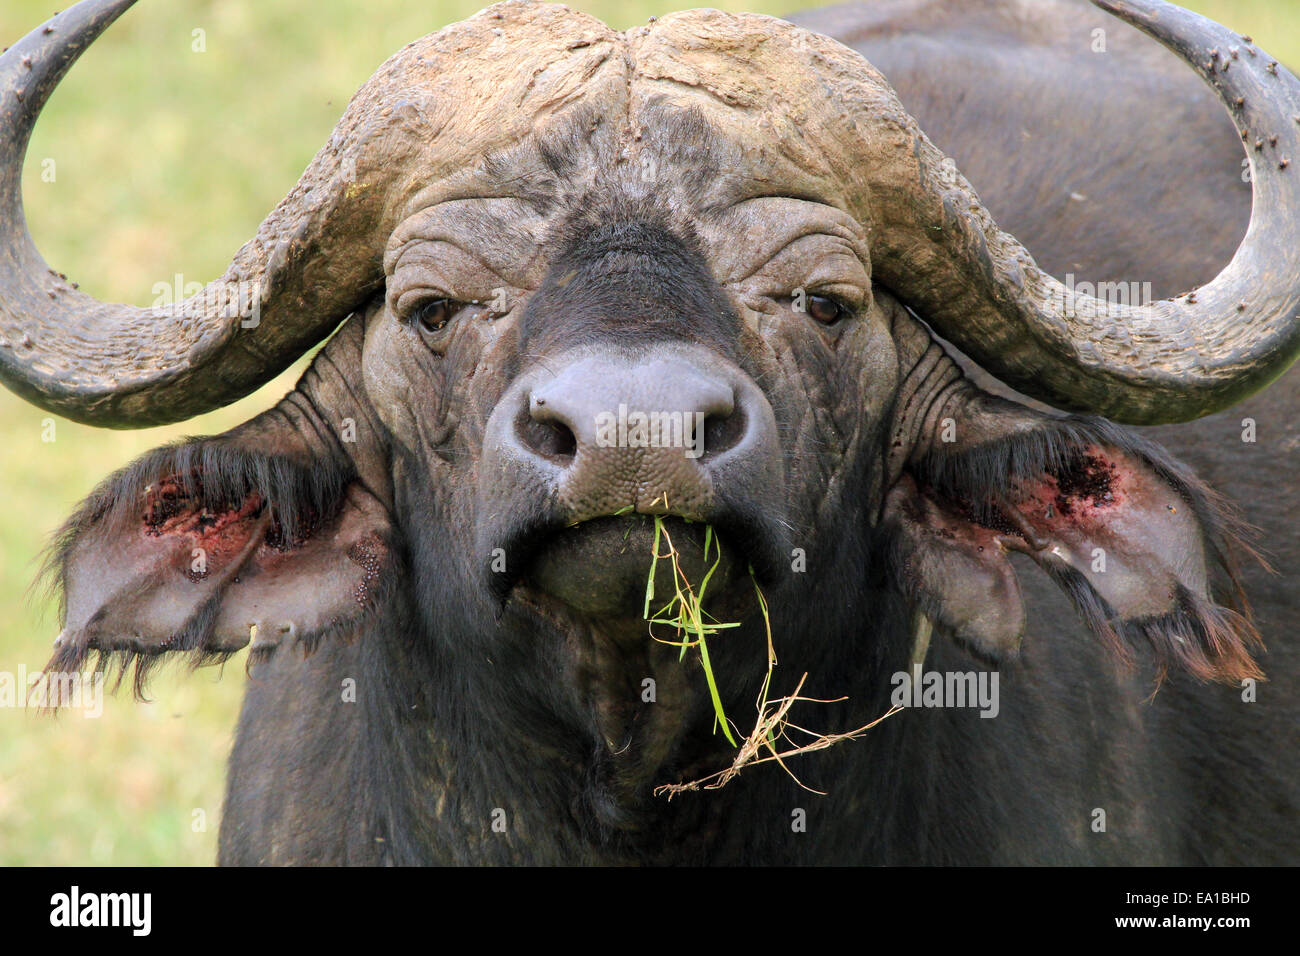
[795,293,852,325]
[411,297,461,334]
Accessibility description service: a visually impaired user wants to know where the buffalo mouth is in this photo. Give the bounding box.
[517,515,753,624]
[508,513,764,800]
[481,506,788,800]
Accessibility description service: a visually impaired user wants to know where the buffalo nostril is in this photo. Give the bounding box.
[516,356,751,468]
[518,399,577,462]
[700,403,746,461]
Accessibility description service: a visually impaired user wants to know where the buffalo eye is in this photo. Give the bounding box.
[412,297,459,335]
[807,294,849,325]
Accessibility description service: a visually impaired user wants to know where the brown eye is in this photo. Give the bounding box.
[807,294,848,324]
[412,298,458,335]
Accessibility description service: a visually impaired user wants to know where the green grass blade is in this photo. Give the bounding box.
[695,631,737,747]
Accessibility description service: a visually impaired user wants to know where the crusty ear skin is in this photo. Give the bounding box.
[44,439,392,697]
[884,397,1263,686]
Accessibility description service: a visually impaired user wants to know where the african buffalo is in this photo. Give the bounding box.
[2,0,1297,864]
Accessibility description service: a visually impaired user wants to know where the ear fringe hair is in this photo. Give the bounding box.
[1044,564,1264,688]
[34,563,401,709]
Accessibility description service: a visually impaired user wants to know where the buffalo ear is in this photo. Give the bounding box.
[45,438,391,696]
[883,470,1027,663]
[883,391,1263,685]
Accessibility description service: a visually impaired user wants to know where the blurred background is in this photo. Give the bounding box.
[0,0,1295,865]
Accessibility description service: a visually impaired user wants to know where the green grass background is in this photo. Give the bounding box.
[0,0,1295,865]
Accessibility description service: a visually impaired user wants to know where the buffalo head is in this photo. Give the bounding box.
[3,0,1295,826]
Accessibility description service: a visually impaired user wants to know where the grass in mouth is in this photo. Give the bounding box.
[642,517,740,745]
[640,512,900,796]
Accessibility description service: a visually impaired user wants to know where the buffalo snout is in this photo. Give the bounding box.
[478,344,786,613]
[526,348,761,515]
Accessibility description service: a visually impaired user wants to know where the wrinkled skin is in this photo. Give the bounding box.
[25,0,1296,864]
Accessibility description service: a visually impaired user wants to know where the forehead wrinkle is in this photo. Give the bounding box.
[414,101,627,215]
[396,127,582,221]
[705,199,871,284]
[386,199,543,285]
